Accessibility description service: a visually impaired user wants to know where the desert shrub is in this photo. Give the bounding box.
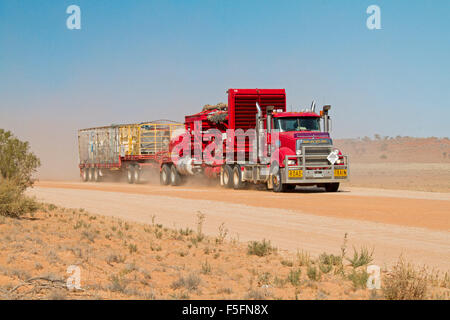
[0,129,40,218]
[171,273,201,291]
[247,239,276,257]
[348,269,369,289]
[307,265,321,281]
[287,269,302,286]
[0,179,39,218]
[347,246,374,268]
[0,129,40,191]
[281,259,293,267]
[297,250,311,266]
[319,262,333,274]
[319,252,342,266]
[383,258,428,300]
[244,288,268,300]
[108,274,129,293]
[201,260,212,275]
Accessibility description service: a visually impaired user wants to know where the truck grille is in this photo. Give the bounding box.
[303,145,332,167]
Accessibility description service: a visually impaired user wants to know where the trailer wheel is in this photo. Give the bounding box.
[160,165,170,185]
[82,168,89,182]
[324,183,339,192]
[222,165,233,188]
[232,166,245,190]
[133,165,140,184]
[170,165,181,186]
[88,168,94,182]
[127,166,135,184]
[94,168,100,182]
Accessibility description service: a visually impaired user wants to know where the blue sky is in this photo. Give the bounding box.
[0,0,449,177]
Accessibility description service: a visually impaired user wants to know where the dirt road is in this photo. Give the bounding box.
[30,181,450,270]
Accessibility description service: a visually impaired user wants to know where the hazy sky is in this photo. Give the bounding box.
[0,0,449,178]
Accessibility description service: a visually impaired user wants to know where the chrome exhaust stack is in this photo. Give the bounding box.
[255,102,262,162]
[322,105,331,132]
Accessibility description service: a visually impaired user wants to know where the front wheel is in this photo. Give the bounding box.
[324,183,340,192]
[272,167,284,192]
[272,166,294,192]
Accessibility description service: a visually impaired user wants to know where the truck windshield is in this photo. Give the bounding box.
[274,117,320,132]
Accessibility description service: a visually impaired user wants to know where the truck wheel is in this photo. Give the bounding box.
[272,166,291,192]
[222,165,233,188]
[94,168,100,182]
[232,166,245,190]
[272,168,284,192]
[134,165,140,184]
[160,165,170,185]
[88,168,94,182]
[127,166,135,184]
[170,165,181,186]
[324,183,340,192]
[82,168,89,182]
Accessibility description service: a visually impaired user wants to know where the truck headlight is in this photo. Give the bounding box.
[296,149,302,155]
[336,158,343,165]
[287,159,296,166]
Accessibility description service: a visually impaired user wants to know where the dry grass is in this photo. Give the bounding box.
[0,203,447,300]
[383,257,428,300]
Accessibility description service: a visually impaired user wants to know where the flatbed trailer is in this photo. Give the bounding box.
[78,120,183,183]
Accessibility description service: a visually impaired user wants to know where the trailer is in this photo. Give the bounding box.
[161,88,349,192]
[78,120,183,183]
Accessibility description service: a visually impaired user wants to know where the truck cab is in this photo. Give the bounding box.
[266,107,348,192]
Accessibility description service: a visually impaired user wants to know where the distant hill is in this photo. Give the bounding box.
[335,136,450,163]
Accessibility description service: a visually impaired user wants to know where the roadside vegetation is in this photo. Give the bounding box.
[0,129,40,218]
[0,203,448,300]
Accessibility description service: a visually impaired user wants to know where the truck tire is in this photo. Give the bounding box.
[82,168,89,182]
[232,166,245,190]
[133,165,140,184]
[324,183,339,192]
[160,165,170,185]
[88,168,94,182]
[127,166,135,184]
[222,165,233,188]
[272,168,284,192]
[94,168,100,182]
[170,165,181,186]
[272,165,291,192]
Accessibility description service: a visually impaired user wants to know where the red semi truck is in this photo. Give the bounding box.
[160,88,349,192]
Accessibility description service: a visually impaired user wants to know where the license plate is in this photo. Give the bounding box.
[288,170,303,178]
[313,171,324,178]
[334,169,347,177]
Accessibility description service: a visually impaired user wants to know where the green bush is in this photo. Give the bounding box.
[347,246,374,268]
[287,269,302,286]
[348,269,369,290]
[247,239,276,257]
[0,129,40,218]
[0,179,39,218]
[0,129,40,191]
